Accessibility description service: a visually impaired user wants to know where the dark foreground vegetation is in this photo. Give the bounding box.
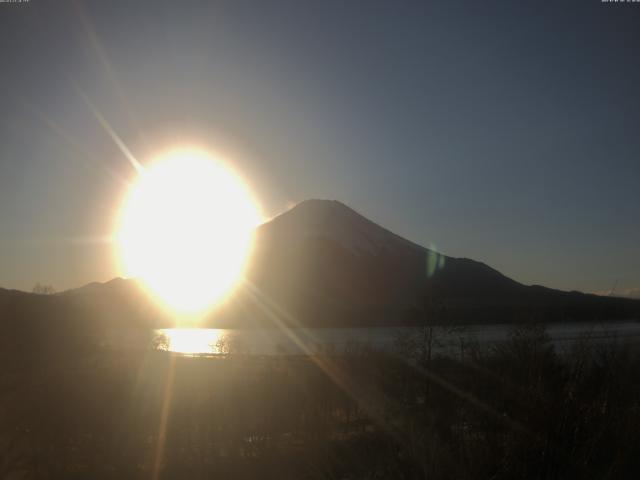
[1,324,640,479]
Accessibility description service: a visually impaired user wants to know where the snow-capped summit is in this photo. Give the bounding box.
[261,199,421,256]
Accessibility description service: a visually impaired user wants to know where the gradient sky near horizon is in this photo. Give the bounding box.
[0,0,639,295]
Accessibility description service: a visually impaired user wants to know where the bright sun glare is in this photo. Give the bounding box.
[116,149,261,315]
[159,329,223,354]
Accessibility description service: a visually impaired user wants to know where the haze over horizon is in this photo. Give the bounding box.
[1,0,639,296]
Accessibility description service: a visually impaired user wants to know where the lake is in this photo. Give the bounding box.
[154,320,640,356]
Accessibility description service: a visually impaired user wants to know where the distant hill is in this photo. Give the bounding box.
[0,278,161,359]
[1,199,639,333]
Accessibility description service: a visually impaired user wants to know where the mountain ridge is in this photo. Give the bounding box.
[236,199,640,326]
[1,199,639,328]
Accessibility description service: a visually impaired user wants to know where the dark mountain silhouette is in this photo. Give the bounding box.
[230,199,640,326]
[1,199,639,332]
[0,278,161,362]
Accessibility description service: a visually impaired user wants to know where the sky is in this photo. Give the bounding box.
[0,0,639,296]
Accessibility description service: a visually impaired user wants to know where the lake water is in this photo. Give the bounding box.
[154,320,640,356]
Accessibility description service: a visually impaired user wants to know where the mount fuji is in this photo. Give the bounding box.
[221,199,640,326]
[1,199,639,330]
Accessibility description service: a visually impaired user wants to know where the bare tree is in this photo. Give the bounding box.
[32,283,56,295]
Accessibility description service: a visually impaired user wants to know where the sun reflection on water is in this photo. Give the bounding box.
[155,328,227,354]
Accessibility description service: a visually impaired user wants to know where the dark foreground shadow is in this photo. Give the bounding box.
[1,324,640,479]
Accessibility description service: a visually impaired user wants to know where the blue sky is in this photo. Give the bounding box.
[0,0,639,295]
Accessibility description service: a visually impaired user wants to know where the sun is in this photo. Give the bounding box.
[115,149,261,315]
